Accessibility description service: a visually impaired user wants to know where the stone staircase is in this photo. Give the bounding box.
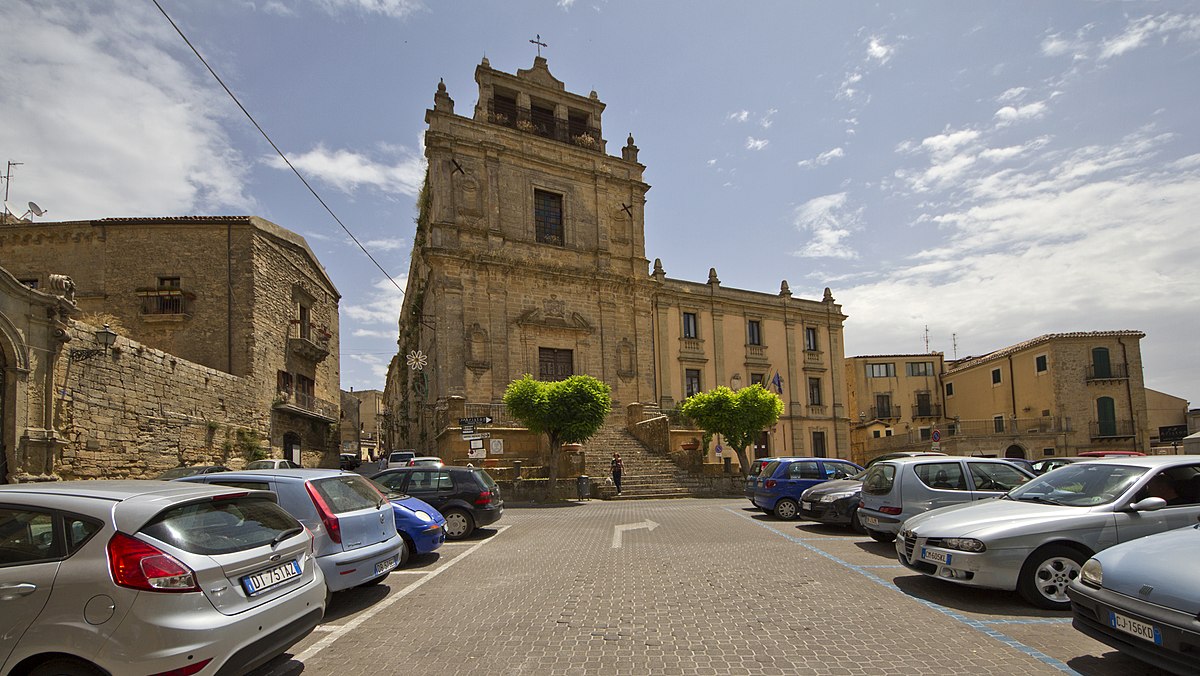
[581,420,705,500]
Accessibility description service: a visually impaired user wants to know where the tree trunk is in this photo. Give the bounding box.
[546,437,561,500]
[734,446,751,478]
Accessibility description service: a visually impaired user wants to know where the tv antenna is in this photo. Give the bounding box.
[2,161,22,218]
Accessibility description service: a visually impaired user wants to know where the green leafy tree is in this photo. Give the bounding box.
[503,374,612,496]
[679,384,783,477]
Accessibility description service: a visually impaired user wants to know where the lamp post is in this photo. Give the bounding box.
[69,325,118,362]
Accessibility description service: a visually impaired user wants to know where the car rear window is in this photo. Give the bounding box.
[861,464,895,495]
[140,497,301,555]
[311,475,383,514]
[470,469,498,491]
[761,461,781,478]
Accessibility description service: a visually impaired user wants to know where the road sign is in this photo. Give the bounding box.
[459,416,493,425]
[931,429,942,442]
[462,433,491,441]
[461,425,476,434]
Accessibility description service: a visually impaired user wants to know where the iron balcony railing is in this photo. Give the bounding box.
[911,404,943,418]
[869,405,902,420]
[486,101,603,151]
[1089,419,1136,438]
[1086,364,1129,381]
[274,391,338,422]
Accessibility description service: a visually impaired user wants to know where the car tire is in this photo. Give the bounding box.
[1017,544,1087,610]
[397,534,413,566]
[867,529,895,543]
[443,509,475,540]
[773,498,800,520]
[30,657,103,676]
[850,508,865,534]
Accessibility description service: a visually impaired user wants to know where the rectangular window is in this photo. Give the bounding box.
[873,430,881,438]
[17,278,38,289]
[684,369,702,397]
[1035,355,1048,373]
[991,368,1002,385]
[945,382,955,397]
[750,373,764,386]
[906,362,933,377]
[808,378,822,406]
[298,303,311,340]
[868,363,896,378]
[804,327,818,351]
[993,415,1005,433]
[534,190,564,245]
[919,427,931,441]
[915,391,933,417]
[276,370,293,395]
[538,348,574,381]
[874,393,893,418]
[152,276,184,315]
[810,433,827,458]
[682,312,698,339]
[747,320,762,346]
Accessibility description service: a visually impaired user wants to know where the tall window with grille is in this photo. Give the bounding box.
[682,312,698,339]
[534,189,564,245]
[746,320,762,346]
[804,327,818,351]
[811,431,827,458]
[808,377,822,406]
[147,276,185,315]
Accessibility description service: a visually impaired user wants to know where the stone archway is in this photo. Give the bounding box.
[1004,444,1026,459]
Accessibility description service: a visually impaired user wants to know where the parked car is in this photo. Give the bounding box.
[859,456,1034,543]
[0,480,325,675]
[752,458,863,520]
[799,470,868,531]
[407,456,444,468]
[1077,450,1146,457]
[386,450,417,469]
[1003,458,1037,474]
[896,456,1200,610]
[1029,456,1087,475]
[370,482,447,565]
[371,465,502,539]
[864,451,947,467]
[1068,523,1200,675]
[338,454,361,471]
[176,469,405,594]
[154,465,230,479]
[744,457,777,504]
[246,458,301,470]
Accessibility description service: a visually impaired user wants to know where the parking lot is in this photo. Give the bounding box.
[254,498,1167,675]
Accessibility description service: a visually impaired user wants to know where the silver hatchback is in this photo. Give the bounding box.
[0,480,326,676]
[858,456,1034,543]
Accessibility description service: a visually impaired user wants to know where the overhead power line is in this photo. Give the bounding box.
[151,0,404,297]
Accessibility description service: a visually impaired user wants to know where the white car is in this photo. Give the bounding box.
[0,481,326,675]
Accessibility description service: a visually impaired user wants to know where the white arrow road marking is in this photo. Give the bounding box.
[611,519,659,548]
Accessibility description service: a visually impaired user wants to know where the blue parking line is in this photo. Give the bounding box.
[981,618,1074,625]
[726,507,1080,675]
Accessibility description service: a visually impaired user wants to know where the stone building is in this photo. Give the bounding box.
[386,56,849,469]
[0,216,342,479]
[339,388,385,460]
[846,331,1155,462]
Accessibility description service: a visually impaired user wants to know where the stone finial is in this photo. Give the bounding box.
[653,258,664,275]
[622,133,639,163]
[780,280,791,298]
[481,56,490,68]
[590,90,599,100]
[823,287,835,302]
[708,267,720,285]
[434,78,454,114]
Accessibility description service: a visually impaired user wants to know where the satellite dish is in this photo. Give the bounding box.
[3,201,18,217]
[27,202,45,217]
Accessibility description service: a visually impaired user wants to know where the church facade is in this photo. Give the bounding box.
[386,57,850,466]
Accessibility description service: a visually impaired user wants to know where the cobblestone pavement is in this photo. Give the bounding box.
[253,498,1168,676]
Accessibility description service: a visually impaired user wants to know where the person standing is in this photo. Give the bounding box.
[611,452,624,495]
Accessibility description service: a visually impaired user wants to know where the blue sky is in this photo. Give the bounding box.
[3,1,1198,409]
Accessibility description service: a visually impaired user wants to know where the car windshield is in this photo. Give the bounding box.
[370,479,408,500]
[1007,463,1146,507]
[157,466,206,479]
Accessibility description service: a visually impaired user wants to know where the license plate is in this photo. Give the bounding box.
[920,548,952,565]
[801,501,812,511]
[241,559,302,596]
[1109,611,1163,645]
[375,555,398,576]
[861,515,879,527]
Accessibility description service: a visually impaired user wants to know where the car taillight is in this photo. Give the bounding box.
[305,482,342,544]
[764,480,777,489]
[880,506,902,515]
[474,490,492,506]
[107,532,199,593]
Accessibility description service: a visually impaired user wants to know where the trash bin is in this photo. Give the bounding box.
[577,475,590,500]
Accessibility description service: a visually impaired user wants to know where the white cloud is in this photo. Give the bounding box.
[0,2,254,220]
[997,87,1029,103]
[262,2,296,16]
[728,110,749,123]
[867,36,894,64]
[556,0,577,8]
[993,100,1048,126]
[706,159,717,166]
[312,0,424,19]
[267,143,425,197]
[837,70,863,100]
[1100,13,1200,60]
[343,276,406,325]
[791,192,861,259]
[363,237,409,251]
[798,147,845,168]
[745,137,769,151]
[760,108,778,128]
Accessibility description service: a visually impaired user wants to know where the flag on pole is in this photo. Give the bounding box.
[770,371,784,395]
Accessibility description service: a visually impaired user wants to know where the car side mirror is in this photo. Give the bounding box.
[1128,497,1167,512]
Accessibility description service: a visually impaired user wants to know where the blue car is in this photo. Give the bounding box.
[753,457,863,520]
[1068,523,1200,675]
[382,489,447,565]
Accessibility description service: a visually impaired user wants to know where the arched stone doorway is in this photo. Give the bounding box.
[1004,444,1026,460]
[284,432,302,466]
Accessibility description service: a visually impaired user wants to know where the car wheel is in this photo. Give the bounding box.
[30,658,103,676]
[850,508,865,534]
[773,498,799,520]
[867,529,895,544]
[443,509,475,540]
[1018,544,1087,610]
[397,534,413,566]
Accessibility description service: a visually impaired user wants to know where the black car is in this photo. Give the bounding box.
[370,465,502,539]
[339,453,362,470]
[798,471,868,532]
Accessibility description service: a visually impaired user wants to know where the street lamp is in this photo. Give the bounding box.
[69,324,118,362]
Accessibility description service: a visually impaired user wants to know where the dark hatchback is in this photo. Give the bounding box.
[371,465,502,539]
[799,471,868,531]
